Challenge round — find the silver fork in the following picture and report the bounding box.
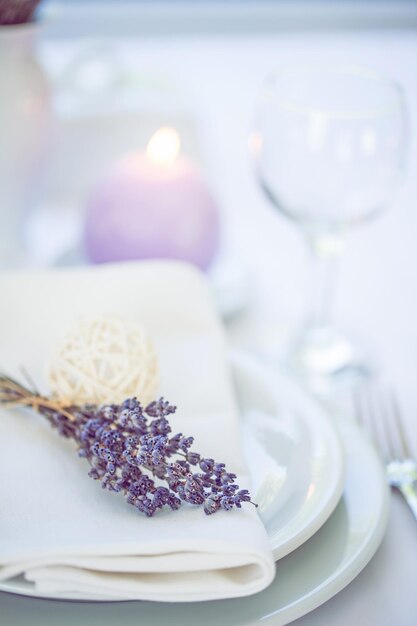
[355,389,417,521]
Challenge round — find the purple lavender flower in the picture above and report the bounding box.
[0,373,256,517]
[9,386,256,517]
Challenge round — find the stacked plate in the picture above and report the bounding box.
[0,351,388,626]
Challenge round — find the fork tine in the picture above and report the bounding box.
[354,387,394,463]
[356,387,411,462]
[379,394,398,463]
[355,387,417,523]
[390,392,410,459]
[377,390,408,461]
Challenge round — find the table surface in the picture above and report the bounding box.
[2,26,417,626]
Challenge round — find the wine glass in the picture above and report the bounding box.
[251,65,407,390]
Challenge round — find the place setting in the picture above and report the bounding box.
[0,261,388,625]
[0,4,416,625]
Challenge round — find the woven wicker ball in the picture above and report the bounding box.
[47,315,159,406]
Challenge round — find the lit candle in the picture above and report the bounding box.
[84,127,220,270]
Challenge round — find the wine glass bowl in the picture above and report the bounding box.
[255,65,406,230]
[252,65,407,390]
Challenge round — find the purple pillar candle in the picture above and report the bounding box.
[84,127,220,270]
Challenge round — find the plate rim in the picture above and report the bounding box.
[230,349,346,561]
[259,416,389,626]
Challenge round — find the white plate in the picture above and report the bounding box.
[0,354,388,626]
[233,350,345,560]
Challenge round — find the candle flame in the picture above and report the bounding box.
[146,127,181,165]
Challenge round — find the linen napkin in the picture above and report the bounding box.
[0,260,275,601]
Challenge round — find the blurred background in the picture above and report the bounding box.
[1,0,416,398]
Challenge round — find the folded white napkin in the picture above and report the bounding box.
[0,261,275,601]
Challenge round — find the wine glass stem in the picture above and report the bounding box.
[306,235,342,330]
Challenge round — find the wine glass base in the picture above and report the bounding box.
[287,325,373,394]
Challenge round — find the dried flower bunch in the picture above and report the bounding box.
[0,0,40,25]
[0,374,255,517]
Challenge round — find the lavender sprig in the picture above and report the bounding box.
[0,374,256,517]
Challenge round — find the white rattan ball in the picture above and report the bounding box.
[47,315,159,406]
